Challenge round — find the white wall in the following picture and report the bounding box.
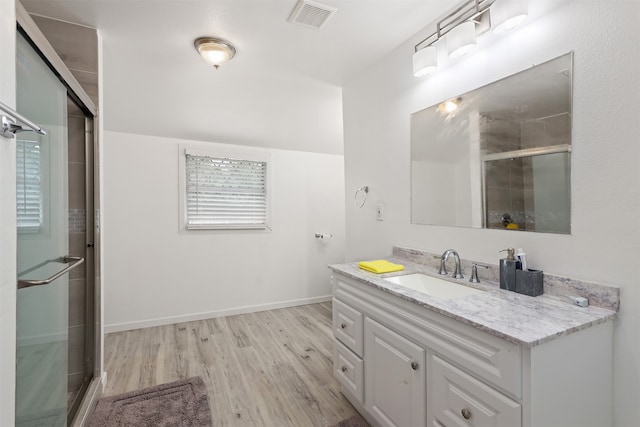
[411,160,456,224]
[0,0,17,424]
[96,27,105,379]
[103,131,345,331]
[101,40,345,156]
[342,1,639,426]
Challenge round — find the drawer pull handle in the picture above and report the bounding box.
[461,408,472,420]
[341,366,348,372]
[340,323,347,329]
[410,361,419,370]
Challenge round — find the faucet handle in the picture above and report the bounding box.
[469,262,489,283]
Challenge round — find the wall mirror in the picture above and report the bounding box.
[411,52,572,234]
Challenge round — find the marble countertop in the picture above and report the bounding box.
[329,258,616,347]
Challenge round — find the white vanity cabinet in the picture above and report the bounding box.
[365,317,426,427]
[430,355,521,427]
[331,272,613,427]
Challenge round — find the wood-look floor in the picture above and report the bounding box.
[103,302,360,426]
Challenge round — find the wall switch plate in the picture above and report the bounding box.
[376,204,384,221]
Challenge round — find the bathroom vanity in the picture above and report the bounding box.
[330,251,616,427]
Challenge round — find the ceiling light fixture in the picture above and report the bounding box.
[412,0,529,77]
[194,37,237,69]
[491,0,528,33]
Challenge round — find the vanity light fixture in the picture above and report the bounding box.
[412,45,438,77]
[194,37,237,69]
[491,0,528,33]
[447,21,477,58]
[412,0,528,77]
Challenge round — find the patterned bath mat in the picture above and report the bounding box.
[87,376,211,427]
[331,413,370,427]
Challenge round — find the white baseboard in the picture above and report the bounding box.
[104,295,332,333]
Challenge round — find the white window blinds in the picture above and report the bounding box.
[185,153,268,229]
[16,138,42,231]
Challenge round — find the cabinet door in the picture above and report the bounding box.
[365,318,426,427]
[430,355,521,427]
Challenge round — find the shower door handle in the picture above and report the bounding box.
[17,256,84,289]
[0,101,47,139]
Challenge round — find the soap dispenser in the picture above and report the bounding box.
[499,248,518,291]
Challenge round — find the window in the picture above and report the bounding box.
[182,147,270,230]
[16,138,42,232]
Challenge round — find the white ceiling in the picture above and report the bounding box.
[22,0,454,154]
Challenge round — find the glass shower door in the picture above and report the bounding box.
[15,32,71,426]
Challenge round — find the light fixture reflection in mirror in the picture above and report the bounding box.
[410,53,572,234]
[438,98,461,114]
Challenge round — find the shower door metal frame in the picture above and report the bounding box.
[16,3,102,426]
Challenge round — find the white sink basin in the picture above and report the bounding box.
[385,273,484,299]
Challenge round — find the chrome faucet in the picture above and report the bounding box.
[438,249,464,279]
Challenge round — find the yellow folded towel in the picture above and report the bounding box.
[358,260,404,274]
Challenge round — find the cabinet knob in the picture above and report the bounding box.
[410,361,419,370]
[341,366,348,372]
[461,408,472,420]
[340,323,347,329]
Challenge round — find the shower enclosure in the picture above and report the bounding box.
[13,8,101,426]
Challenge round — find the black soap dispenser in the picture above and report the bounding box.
[499,248,518,292]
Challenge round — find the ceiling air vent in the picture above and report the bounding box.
[288,0,337,30]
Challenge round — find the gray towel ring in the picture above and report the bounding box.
[354,186,368,208]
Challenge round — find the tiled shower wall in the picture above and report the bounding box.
[480,114,529,229]
[481,112,571,231]
[68,106,86,392]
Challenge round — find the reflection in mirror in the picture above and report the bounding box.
[411,53,572,234]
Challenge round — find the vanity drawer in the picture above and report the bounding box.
[334,340,364,404]
[430,355,521,427]
[333,297,364,357]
